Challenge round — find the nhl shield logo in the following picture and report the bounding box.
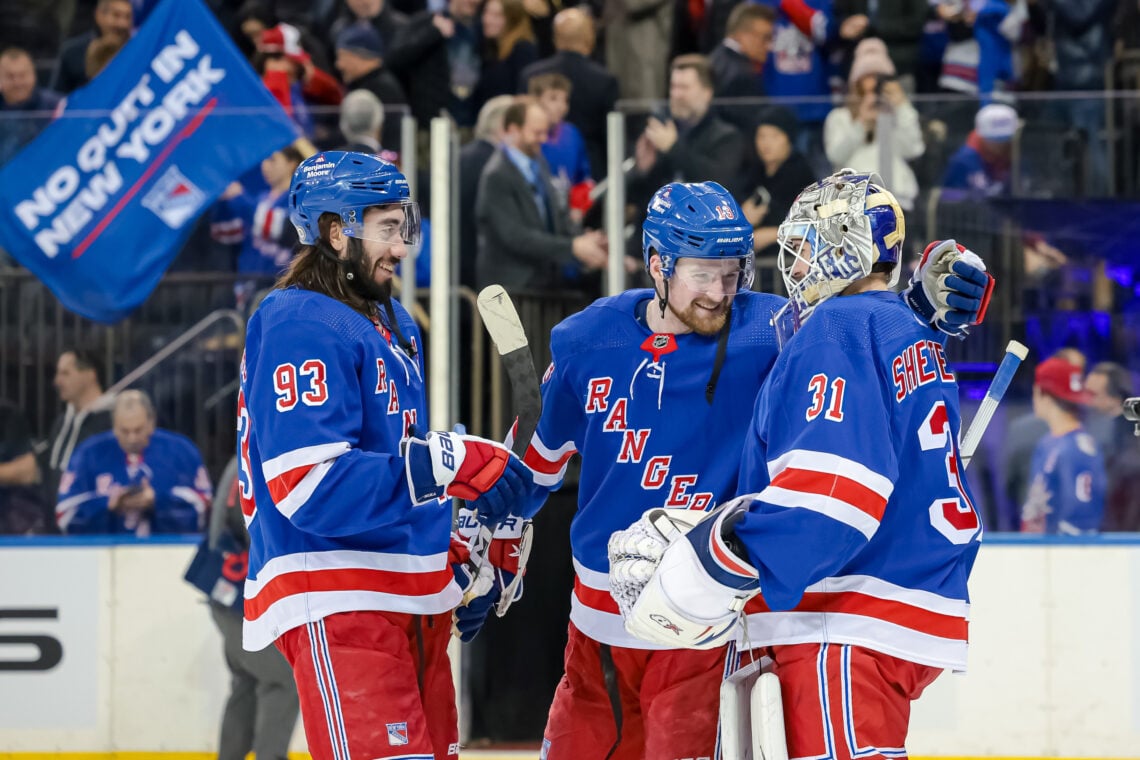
[715,202,736,221]
[142,166,206,229]
[386,721,409,745]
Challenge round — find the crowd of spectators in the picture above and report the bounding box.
[0,0,1139,537]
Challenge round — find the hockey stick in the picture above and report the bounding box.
[461,285,543,615]
[960,340,1028,469]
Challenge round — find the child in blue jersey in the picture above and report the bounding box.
[609,169,995,760]
[238,151,535,760]
[1021,357,1107,534]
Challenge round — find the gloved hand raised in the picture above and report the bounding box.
[903,239,995,338]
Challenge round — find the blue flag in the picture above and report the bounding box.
[0,0,299,323]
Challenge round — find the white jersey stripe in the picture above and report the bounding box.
[262,441,351,481]
[317,620,352,760]
[307,621,344,760]
[243,585,461,652]
[767,449,894,501]
[273,457,336,518]
[761,486,881,538]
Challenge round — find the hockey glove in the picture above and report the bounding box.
[404,430,535,526]
[608,497,760,649]
[449,523,529,641]
[903,239,995,338]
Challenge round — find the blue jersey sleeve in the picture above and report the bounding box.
[522,340,584,497]
[733,332,898,610]
[244,316,419,538]
[55,440,111,534]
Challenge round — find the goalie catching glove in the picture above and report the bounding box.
[607,496,761,650]
[403,430,535,527]
[903,239,995,338]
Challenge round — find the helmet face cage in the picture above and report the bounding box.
[775,170,905,330]
[642,181,756,297]
[289,151,420,249]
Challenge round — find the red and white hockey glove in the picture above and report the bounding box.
[450,513,533,641]
[404,431,534,526]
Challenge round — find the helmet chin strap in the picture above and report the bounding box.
[656,278,670,320]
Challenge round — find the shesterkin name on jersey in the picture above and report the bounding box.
[582,373,713,511]
[891,339,954,403]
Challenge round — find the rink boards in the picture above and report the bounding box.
[0,535,1138,758]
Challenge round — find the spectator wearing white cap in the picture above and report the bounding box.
[941,102,1018,197]
[823,38,925,210]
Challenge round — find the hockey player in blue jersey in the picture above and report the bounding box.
[56,390,209,536]
[609,169,990,760]
[1021,356,1106,534]
[490,177,993,760]
[238,151,534,760]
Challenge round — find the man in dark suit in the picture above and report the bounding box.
[518,8,618,179]
[51,0,132,93]
[708,3,774,134]
[459,94,514,289]
[475,98,607,292]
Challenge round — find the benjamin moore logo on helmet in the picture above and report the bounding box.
[649,188,673,214]
[302,154,334,179]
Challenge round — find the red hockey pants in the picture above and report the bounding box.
[542,622,727,760]
[764,642,943,760]
[275,610,457,760]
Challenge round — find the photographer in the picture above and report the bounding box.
[823,38,924,211]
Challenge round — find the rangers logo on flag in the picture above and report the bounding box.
[386,721,409,746]
[142,166,206,228]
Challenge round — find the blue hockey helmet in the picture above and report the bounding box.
[288,151,420,248]
[642,181,754,292]
[775,169,905,331]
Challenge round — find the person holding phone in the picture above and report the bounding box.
[736,106,816,265]
[823,38,924,211]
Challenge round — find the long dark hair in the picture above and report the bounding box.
[275,212,379,319]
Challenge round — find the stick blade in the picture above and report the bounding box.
[477,285,528,355]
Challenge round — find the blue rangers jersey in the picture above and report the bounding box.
[524,289,784,648]
[735,291,981,672]
[56,429,210,536]
[1021,429,1106,534]
[238,288,460,651]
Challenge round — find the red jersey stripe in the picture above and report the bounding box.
[524,444,575,475]
[573,576,621,615]
[744,591,967,640]
[267,463,316,504]
[245,566,453,620]
[770,468,888,520]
